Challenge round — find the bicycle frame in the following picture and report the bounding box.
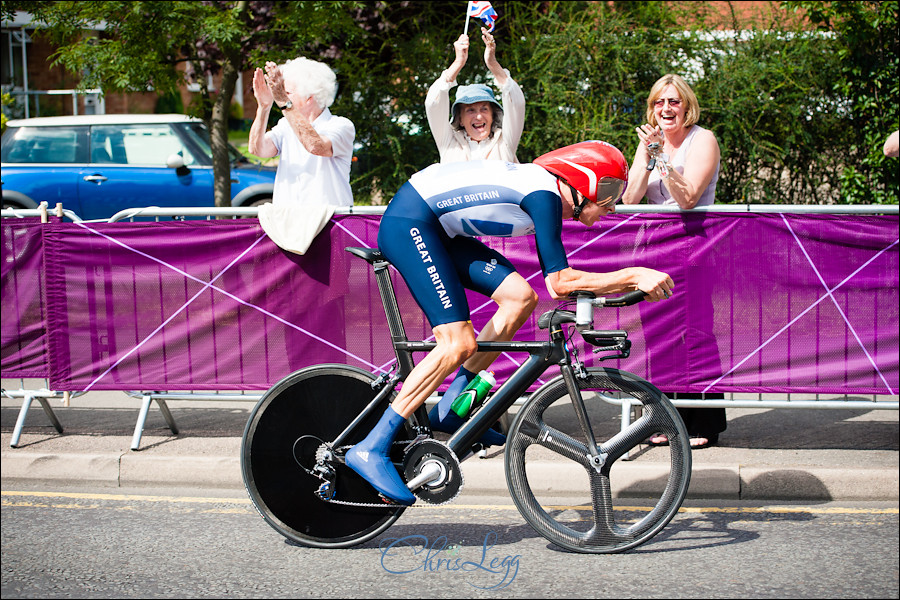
[346,246,590,460]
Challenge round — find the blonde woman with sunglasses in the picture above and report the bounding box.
[621,74,720,210]
[622,74,726,450]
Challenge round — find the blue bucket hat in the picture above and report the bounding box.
[451,83,503,124]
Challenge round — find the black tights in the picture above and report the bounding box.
[666,393,727,439]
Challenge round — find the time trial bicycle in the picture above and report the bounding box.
[241,246,691,554]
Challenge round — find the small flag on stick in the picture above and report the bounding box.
[466,1,498,34]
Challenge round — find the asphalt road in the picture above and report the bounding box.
[2,483,897,599]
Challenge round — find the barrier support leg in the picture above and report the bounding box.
[37,397,64,434]
[156,398,179,435]
[11,395,34,448]
[131,395,179,451]
[10,394,64,448]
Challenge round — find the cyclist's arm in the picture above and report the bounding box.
[521,190,674,302]
[546,266,673,302]
[520,191,567,275]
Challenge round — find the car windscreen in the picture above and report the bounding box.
[176,122,244,162]
[89,124,198,166]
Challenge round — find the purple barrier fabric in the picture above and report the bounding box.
[1,217,50,378]
[3,212,898,394]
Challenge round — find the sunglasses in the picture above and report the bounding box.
[565,176,625,219]
[596,177,625,207]
[653,98,682,108]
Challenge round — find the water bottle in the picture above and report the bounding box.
[450,370,496,419]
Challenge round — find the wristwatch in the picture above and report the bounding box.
[278,100,293,111]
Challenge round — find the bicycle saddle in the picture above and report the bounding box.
[345,246,386,264]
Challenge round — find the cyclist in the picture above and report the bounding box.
[346,141,675,505]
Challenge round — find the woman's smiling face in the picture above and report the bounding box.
[653,84,684,133]
[460,101,494,142]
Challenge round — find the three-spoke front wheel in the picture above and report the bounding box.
[505,367,691,553]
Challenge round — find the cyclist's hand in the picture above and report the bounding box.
[632,267,674,302]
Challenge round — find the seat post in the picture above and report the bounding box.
[371,259,416,378]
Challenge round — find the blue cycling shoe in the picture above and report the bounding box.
[345,406,416,506]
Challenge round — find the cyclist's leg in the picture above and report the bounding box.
[348,204,477,502]
[345,319,475,504]
[461,270,538,372]
[391,320,477,418]
[430,274,537,444]
[429,238,537,443]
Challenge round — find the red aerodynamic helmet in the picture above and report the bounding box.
[534,140,629,207]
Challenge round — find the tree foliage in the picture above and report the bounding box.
[9,0,361,207]
[333,0,897,204]
[6,0,897,205]
[781,0,899,204]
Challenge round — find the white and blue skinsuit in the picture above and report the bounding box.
[377,160,571,327]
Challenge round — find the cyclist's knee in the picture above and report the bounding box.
[521,287,539,313]
[499,286,538,322]
[495,275,538,314]
[434,322,477,363]
[449,335,478,363]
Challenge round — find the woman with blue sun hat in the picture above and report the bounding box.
[425,27,525,163]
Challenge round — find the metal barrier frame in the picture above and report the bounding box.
[3,202,897,449]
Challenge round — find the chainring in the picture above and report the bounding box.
[402,439,463,505]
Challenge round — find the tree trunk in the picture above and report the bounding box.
[209,60,239,210]
[209,0,248,211]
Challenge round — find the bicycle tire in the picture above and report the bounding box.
[241,364,406,548]
[505,367,691,553]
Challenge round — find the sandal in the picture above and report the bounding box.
[689,434,719,449]
[647,433,669,446]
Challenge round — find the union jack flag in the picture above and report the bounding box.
[468,1,498,32]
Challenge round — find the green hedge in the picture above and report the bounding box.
[331,1,898,205]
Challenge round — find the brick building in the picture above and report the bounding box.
[1,10,250,120]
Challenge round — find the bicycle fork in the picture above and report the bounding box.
[559,363,609,473]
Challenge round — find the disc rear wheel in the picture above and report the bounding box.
[241,365,406,548]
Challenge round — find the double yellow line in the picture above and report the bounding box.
[3,490,897,515]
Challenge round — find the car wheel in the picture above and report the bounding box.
[2,199,28,211]
[242,197,272,218]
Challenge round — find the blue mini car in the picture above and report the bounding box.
[1,114,276,220]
